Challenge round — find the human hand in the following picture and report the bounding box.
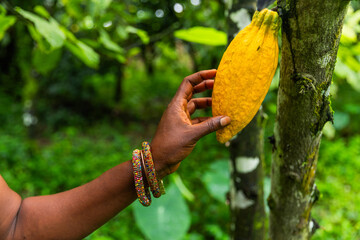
[151,69,231,179]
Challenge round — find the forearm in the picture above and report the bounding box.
[0,178,21,240]
[10,160,137,240]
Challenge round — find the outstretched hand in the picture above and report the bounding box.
[151,69,231,178]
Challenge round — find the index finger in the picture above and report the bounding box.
[175,69,217,100]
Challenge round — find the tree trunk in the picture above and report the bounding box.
[227,1,265,239]
[229,111,266,240]
[268,1,350,239]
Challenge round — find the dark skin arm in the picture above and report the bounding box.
[0,69,231,240]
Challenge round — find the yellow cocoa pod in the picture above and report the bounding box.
[212,8,280,143]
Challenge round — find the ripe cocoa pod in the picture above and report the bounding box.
[212,8,280,143]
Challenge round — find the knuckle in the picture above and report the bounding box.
[204,80,208,89]
[184,75,193,84]
[206,120,218,132]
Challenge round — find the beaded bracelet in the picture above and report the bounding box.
[140,150,151,188]
[140,151,166,195]
[132,149,151,206]
[141,142,162,198]
[142,142,165,198]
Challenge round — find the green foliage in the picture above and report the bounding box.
[99,28,124,54]
[0,125,132,195]
[0,13,16,41]
[16,7,66,50]
[202,159,230,203]
[313,137,360,240]
[62,28,100,68]
[171,173,195,202]
[133,184,191,240]
[333,111,350,130]
[175,27,227,46]
[334,7,360,92]
[32,47,62,75]
[125,26,150,44]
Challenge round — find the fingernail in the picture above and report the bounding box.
[220,116,231,127]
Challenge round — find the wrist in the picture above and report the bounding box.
[152,157,170,180]
[154,164,170,180]
[149,144,171,179]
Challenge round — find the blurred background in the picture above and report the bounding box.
[0,0,360,239]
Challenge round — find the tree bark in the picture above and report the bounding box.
[229,111,266,240]
[226,1,265,239]
[268,1,350,239]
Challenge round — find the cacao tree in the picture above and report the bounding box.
[268,0,350,239]
[226,1,265,239]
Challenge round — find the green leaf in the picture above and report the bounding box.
[171,173,195,201]
[80,38,100,49]
[334,58,360,92]
[174,27,227,46]
[353,43,360,55]
[61,27,99,68]
[344,55,360,71]
[335,58,349,79]
[34,5,50,19]
[103,51,126,64]
[115,54,126,63]
[82,16,94,30]
[0,5,6,15]
[116,26,129,40]
[99,29,124,53]
[127,47,141,58]
[65,41,99,69]
[204,224,228,240]
[346,71,360,92]
[135,29,150,45]
[347,8,360,27]
[27,24,51,52]
[32,47,62,75]
[0,15,16,41]
[61,0,84,19]
[341,8,360,43]
[126,26,150,44]
[16,7,65,49]
[341,25,357,43]
[336,58,360,92]
[133,184,191,240]
[202,159,230,203]
[89,0,112,16]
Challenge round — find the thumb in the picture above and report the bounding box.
[192,116,231,140]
